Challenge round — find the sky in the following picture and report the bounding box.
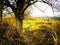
[25,0,60,17]
[3,0,60,17]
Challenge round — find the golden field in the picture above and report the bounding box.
[1,14,60,45]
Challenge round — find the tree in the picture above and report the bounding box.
[3,0,37,29]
